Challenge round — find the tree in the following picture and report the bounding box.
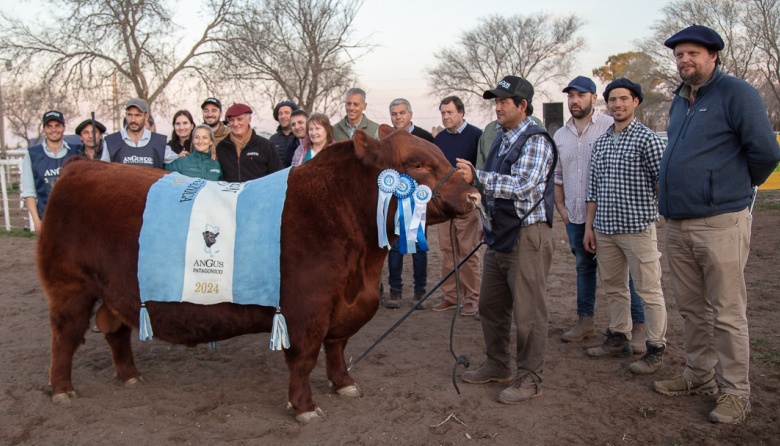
[2,78,77,145]
[216,0,372,115]
[592,52,671,130]
[426,13,586,113]
[0,0,233,110]
[746,0,780,124]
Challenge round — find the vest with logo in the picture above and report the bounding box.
[105,132,167,168]
[482,125,557,253]
[28,143,76,218]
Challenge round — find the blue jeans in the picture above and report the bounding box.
[388,239,427,292]
[565,223,645,323]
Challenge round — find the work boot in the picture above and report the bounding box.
[628,343,665,374]
[709,394,751,424]
[586,329,632,357]
[630,323,647,355]
[412,289,429,310]
[498,373,542,404]
[653,375,719,396]
[561,316,595,343]
[461,365,513,384]
[384,290,401,309]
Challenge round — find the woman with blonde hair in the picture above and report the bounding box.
[164,124,222,180]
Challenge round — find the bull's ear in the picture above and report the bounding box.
[378,124,394,139]
[353,129,383,165]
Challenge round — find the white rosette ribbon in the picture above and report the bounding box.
[407,185,432,251]
[377,169,400,248]
[393,174,417,254]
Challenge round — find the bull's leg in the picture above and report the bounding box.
[48,285,96,404]
[284,343,326,424]
[104,324,143,387]
[323,338,361,398]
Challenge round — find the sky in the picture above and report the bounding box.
[1,0,673,140]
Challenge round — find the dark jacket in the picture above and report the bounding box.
[168,137,192,155]
[215,130,282,182]
[659,67,780,219]
[269,128,298,167]
[164,150,222,181]
[410,125,434,143]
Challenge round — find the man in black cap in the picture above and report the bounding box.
[554,76,648,351]
[582,78,668,376]
[201,97,230,146]
[455,75,556,405]
[21,110,78,232]
[270,100,299,167]
[101,98,171,168]
[75,119,107,159]
[654,25,780,424]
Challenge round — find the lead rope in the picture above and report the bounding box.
[447,219,470,394]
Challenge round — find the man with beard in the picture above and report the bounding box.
[553,76,647,353]
[21,111,78,232]
[201,97,231,146]
[74,118,107,159]
[216,103,282,182]
[102,98,171,168]
[583,78,667,376]
[654,25,780,424]
[269,100,299,167]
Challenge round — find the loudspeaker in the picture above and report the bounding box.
[543,102,564,135]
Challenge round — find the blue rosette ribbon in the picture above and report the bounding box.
[377,169,399,248]
[393,174,417,254]
[408,185,432,252]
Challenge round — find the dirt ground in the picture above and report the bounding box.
[0,192,778,446]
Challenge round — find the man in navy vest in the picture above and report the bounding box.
[102,98,172,168]
[21,110,78,232]
[455,76,556,405]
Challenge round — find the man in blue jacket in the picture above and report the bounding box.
[654,25,780,424]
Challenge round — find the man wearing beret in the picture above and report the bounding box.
[201,97,231,146]
[102,98,172,168]
[21,110,78,232]
[654,25,780,424]
[583,78,668,375]
[455,75,556,404]
[269,100,299,167]
[75,119,107,160]
[215,103,282,182]
[554,76,647,350]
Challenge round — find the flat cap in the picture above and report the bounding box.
[125,98,149,113]
[563,76,597,94]
[225,103,253,118]
[603,77,644,105]
[483,75,534,102]
[75,119,107,135]
[664,25,724,51]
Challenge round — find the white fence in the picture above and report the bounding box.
[0,154,29,231]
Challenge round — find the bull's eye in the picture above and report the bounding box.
[415,163,423,169]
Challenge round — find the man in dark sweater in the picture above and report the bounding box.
[216,103,282,182]
[431,96,483,317]
[269,100,299,167]
[381,98,433,310]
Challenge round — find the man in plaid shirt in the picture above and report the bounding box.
[583,78,668,375]
[455,75,556,405]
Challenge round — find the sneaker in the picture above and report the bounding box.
[462,366,512,384]
[628,343,664,375]
[586,329,633,357]
[432,300,457,312]
[653,375,719,396]
[497,373,542,404]
[384,290,401,309]
[460,301,478,316]
[709,394,751,424]
[412,289,429,310]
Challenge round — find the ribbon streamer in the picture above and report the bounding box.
[408,185,432,251]
[376,169,400,248]
[394,174,417,254]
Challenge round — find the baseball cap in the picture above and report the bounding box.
[563,76,597,94]
[201,98,222,110]
[42,110,65,125]
[483,76,534,102]
[125,98,149,114]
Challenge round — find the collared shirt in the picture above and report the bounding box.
[553,112,614,224]
[477,118,555,226]
[587,118,665,234]
[406,123,415,133]
[21,140,73,199]
[447,120,469,134]
[100,127,177,163]
[345,115,365,138]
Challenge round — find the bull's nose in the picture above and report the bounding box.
[468,193,481,206]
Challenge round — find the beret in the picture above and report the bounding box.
[273,101,299,121]
[664,25,725,51]
[225,103,253,118]
[603,77,644,105]
[75,119,107,135]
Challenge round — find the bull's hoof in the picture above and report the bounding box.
[122,376,146,388]
[52,391,77,405]
[336,384,362,398]
[295,407,326,424]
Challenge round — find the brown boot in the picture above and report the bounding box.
[561,316,595,343]
[631,323,647,355]
[628,343,664,375]
[384,290,401,309]
[586,329,633,357]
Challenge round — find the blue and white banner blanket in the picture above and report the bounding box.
[137,170,291,349]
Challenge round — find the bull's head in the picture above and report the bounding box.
[353,125,479,225]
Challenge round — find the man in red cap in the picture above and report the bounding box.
[655,24,780,424]
[215,103,282,182]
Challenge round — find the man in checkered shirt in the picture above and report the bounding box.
[583,77,668,375]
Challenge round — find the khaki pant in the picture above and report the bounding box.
[594,224,667,347]
[478,223,553,379]
[664,208,751,398]
[438,211,482,305]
